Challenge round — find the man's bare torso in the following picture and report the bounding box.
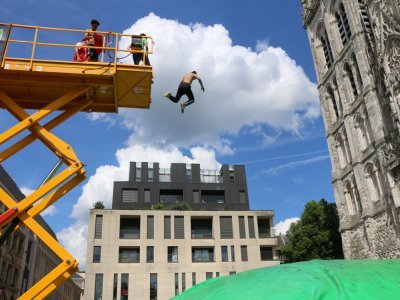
[181,72,198,84]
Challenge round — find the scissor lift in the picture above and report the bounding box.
[0,23,153,299]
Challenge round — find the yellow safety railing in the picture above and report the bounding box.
[0,23,154,73]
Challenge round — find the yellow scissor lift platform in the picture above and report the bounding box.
[0,23,153,299]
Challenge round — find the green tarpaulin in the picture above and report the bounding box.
[173,260,400,300]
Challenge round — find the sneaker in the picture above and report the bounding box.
[164,91,171,98]
[181,103,185,114]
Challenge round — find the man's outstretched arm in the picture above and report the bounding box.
[197,76,205,92]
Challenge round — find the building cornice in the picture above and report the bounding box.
[302,0,320,28]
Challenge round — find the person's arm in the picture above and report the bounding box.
[195,75,205,92]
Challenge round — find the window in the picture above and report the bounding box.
[175,273,179,296]
[144,189,151,203]
[229,165,235,182]
[148,162,154,182]
[201,169,223,183]
[191,217,213,239]
[94,274,103,300]
[229,271,236,275]
[186,164,192,183]
[351,53,363,93]
[192,247,214,262]
[150,273,157,300]
[93,246,101,263]
[122,188,138,203]
[119,216,140,239]
[121,273,129,300]
[241,246,248,262]
[159,168,171,182]
[231,245,235,262]
[260,246,274,261]
[94,215,103,239]
[345,63,358,98]
[168,246,179,263]
[192,272,196,286]
[147,216,154,239]
[164,216,171,239]
[136,162,141,181]
[182,273,186,292]
[174,216,185,239]
[216,272,220,277]
[238,216,246,239]
[336,3,352,45]
[248,216,255,238]
[320,31,334,68]
[220,216,233,239]
[221,246,228,262]
[201,190,225,204]
[327,86,339,121]
[358,0,371,29]
[160,189,183,203]
[113,274,118,300]
[206,272,213,280]
[257,217,271,238]
[119,247,140,263]
[147,246,154,263]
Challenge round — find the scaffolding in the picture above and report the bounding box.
[0,23,153,299]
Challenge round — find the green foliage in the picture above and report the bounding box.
[93,201,105,209]
[152,203,165,210]
[282,199,343,263]
[170,203,189,211]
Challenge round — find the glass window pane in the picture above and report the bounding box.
[121,273,129,300]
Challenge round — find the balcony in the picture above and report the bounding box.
[192,247,215,263]
[191,217,213,239]
[200,170,223,183]
[119,247,140,263]
[119,216,140,239]
[257,217,274,238]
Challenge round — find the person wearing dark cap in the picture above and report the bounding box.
[82,19,102,62]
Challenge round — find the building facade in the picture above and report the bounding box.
[301,0,400,258]
[0,166,82,300]
[85,163,279,300]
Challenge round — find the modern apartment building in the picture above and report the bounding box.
[0,165,82,300]
[85,162,279,300]
[301,0,400,258]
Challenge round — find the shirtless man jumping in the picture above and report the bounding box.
[164,71,205,113]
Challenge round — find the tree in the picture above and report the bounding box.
[282,199,343,262]
[93,201,105,209]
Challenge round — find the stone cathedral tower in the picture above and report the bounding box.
[301,0,400,258]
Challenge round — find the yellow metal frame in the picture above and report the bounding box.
[0,23,154,299]
[0,88,91,299]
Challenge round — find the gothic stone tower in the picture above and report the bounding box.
[301,0,400,259]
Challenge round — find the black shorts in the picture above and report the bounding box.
[176,82,194,101]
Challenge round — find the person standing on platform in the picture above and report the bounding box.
[82,19,103,62]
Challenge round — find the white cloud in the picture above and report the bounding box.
[20,187,35,196]
[58,13,320,268]
[275,217,300,235]
[112,13,319,152]
[20,187,58,216]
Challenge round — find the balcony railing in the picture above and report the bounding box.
[191,232,213,239]
[258,228,276,238]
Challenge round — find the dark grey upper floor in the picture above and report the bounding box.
[112,162,250,211]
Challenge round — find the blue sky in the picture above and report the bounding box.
[0,0,333,266]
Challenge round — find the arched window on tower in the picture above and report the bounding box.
[344,180,357,215]
[374,159,385,198]
[351,53,363,95]
[320,30,334,69]
[355,114,369,151]
[335,3,352,45]
[352,176,363,214]
[327,85,339,122]
[335,133,350,169]
[365,160,385,202]
[344,63,358,100]
[358,0,371,30]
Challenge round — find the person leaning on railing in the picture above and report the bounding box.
[74,19,103,62]
[129,33,152,66]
